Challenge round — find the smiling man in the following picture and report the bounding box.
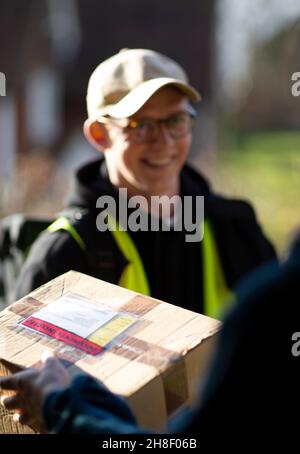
[16,48,276,317]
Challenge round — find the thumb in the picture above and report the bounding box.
[40,350,71,388]
[41,350,68,377]
[41,350,56,364]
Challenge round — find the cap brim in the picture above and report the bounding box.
[98,78,201,119]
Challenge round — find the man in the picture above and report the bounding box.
[1,233,299,442]
[15,48,276,317]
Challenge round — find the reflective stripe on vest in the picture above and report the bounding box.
[106,215,150,296]
[48,217,86,251]
[47,215,150,296]
[202,219,234,319]
[48,216,232,318]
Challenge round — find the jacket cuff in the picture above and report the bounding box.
[43,374,137,434]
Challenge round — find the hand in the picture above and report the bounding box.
[0,351,71,433]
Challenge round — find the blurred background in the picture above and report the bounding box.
[0,0,299,256]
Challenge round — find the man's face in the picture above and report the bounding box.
[104,86,192,197]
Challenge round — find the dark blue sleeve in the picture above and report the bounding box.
[44,374,153,434]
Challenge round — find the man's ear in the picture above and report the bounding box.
[83,119,110,152]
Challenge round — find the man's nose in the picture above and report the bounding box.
[155,122,173,144]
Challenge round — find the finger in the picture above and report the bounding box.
[12,411,27,424]
[41,350,56,363]
[0,375,18,391]
[43,355,67,373]
[13,411,21,423]
[1,394,23,411]
[0,359,24,374]
[0,368,38,391]
[13,410,40,430]
[0,394,9,406]
[16,411,32,426]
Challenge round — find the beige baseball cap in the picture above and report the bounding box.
[86,48,201,120]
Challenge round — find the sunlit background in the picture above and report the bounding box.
[0,0,299,255]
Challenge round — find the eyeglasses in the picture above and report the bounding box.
[97,110,196,143]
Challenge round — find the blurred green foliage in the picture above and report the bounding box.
[215,132,300,257]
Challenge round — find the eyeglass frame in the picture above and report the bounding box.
[96,105,197,143]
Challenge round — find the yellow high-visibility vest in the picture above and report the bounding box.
[48,216,233,318]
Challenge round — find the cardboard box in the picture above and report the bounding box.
[0,271,220,433]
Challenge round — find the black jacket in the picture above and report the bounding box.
[16,158,276,313]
